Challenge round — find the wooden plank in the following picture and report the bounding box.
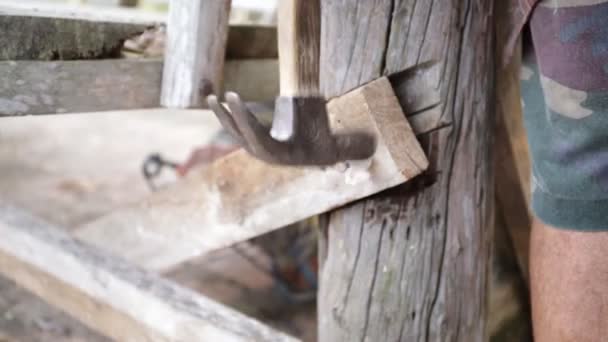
[161,0,231,108]
[75,76,428,271]
[317,1,495,341]
[494,0,532,282]
[0,205,296,342]
[0,59,161,116]
[0,108,224,230]
[0,15,148,61]
[0,59,277,116]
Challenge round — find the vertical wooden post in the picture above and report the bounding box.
[161,0,231,108]
[318,1,495,341]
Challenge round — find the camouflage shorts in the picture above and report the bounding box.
[521,0,608,231]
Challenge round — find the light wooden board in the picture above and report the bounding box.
[0,108,223,229]
[0,205,296,342]
[0,108,318,341]
[0,58,278,116]
[161,0,231,108]
[75,76,428,271]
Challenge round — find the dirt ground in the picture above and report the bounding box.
[0,109,316,341]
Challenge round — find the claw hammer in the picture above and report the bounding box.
[208,0,376,166]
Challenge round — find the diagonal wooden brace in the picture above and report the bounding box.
[0,205,296,342]
[76,69,443,272]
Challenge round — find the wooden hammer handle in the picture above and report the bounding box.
[278,0,321,97]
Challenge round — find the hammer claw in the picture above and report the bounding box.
[225,92,287,160]
[207,91,377,166]
[206,95,246,147]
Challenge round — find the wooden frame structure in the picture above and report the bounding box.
[0,2,297,340]
[0,0,532,341]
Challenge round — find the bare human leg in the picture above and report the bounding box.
[530,219,608,342]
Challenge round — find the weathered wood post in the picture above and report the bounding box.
[318,1,495,341]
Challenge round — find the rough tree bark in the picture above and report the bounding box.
[318,1,495,341]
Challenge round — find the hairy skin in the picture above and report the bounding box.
[530,219,608,341]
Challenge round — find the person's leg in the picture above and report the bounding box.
[530,220,608,341]
[521,1,608,340]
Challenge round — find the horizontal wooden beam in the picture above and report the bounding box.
[0,204,296,342]
[0,1,162,61]
[0,59,278,116]
[0,59,161,116]
[76,76,433,271]
[0,2,277,61]
[0,15,147,61]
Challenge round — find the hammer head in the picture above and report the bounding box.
[207,92,376,166]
